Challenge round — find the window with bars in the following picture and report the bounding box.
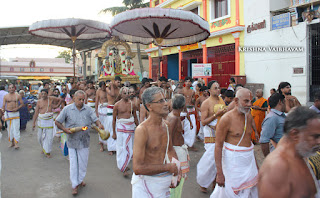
[210,0,229,21]
[155,0,159,6]
[88,66,91,71]
[309,23,320,101]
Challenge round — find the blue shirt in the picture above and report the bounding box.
[259,109,286,144]
[310,105,320,114]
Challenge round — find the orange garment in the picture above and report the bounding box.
[251,97,267,141]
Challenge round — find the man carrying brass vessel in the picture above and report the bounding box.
[55,90,104,195]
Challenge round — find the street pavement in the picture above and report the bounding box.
[0,121,265,198]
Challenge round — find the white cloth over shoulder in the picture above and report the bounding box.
[210,142,258,198]
[132,172,172,198]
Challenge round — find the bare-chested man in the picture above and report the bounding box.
[112,87,139,176]
[52,88,64,137]
[132,87,179,197]
[33,89,62,158]
[106,76,122,105]
[159,77,171,100]
[130,85,141,123]
[278,81,301,113]
[167,94,190,197]
[85,80,96,110]
[139,78,150,100]
[211,88,258,198]
[95,81,110,152]
[258,106,320,198]
[2,84,24,149]
[182,77,197,150]
[195,86,209,141]
[197,81,226,193]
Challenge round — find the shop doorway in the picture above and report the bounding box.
[167,54,179,80]
[188,59,198,77]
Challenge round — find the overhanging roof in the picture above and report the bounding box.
[0,26,110,52]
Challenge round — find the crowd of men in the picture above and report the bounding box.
[1,76,320,198]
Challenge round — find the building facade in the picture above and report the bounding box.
[0,57,82,80]
[147,0,245,88]
[244,0,320,105]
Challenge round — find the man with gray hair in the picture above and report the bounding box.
[258,106,320,198]
[211,88,258,198]
[55,90,104,195]
[132,87,179,197]
[166,94,190,197]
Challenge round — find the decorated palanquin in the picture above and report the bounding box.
[98,36,140,83]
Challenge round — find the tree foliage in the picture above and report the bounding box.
[100,0,149,16]
[56,50,72,63]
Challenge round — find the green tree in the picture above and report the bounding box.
[56,50,72,63]
[100,0,149,75]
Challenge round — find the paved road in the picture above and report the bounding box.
[0,121,264,198]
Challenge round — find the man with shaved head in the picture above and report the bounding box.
[251,89,268,142]
[211,88,259,198]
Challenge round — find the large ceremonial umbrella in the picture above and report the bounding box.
[29,18,111,77]
[110,8,210,77]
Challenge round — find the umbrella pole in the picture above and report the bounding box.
[72,40,76,78]
[158,46,162,79]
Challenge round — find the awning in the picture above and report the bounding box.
[18,76,51,80]
[50,77,67,80]
[0,76,18,80]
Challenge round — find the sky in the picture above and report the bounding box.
[0,0,128,60]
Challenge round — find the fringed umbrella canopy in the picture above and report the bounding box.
[29,18,111,77]
[110,8,210,47]
[29,18,111,40]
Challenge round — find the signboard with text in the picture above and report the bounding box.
[192,63,212,78]
[272,13,291,30]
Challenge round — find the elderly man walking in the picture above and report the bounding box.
[55,90,104,195]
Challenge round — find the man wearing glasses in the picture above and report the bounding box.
[132,87,180,197]
[112,86,139,177]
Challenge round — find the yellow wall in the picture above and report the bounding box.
[150,0,246,76]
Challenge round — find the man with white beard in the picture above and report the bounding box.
[258,106,320,198]
[211,88,258,198]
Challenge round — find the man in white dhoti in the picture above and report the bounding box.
[166,94,190,198]
[85,80,96,110]
[182,77,197,151]
[197,81,226,193]
[132,87,180,198]
[112,87,139,177]
[52,88,63,137]
[33,89,62,158]
[55,90,104,195]
[2,84,24,149]
[212,88,258,198]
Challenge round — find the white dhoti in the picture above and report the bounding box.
[210,142,258,198]
[87,99,96,111]
[182,107,197,147]
[5,111,20,143]
[38,113,54,154]
[98,103,109,145]
[69,147,89,189]
[116,117,135,172]
[132,172,172,198]
[197,122,217,188]
[106,105,116,151]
